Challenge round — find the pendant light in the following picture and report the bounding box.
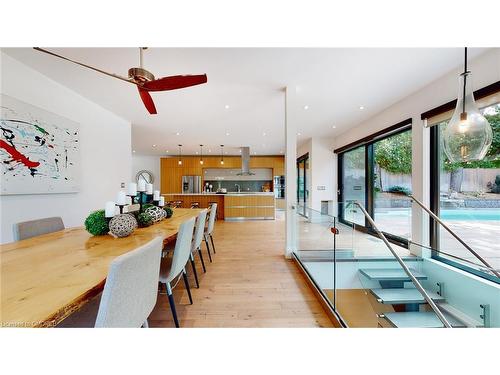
[220,145,225,165]
[177,144,183,165]
[442,47,492,163]
[199,144,204,165]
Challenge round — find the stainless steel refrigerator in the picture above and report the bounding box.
[182,176,202,193]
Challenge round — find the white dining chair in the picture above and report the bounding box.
[204,203,218,262]
[14,217,65,241]
[190,209,208,288]
[94,237,163,328]
[159,217,196,328]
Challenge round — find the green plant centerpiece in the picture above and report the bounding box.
[137,212,154,227]
[163,206,173,218]
[84,209,109,236]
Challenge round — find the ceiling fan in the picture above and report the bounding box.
[33,47,207,115]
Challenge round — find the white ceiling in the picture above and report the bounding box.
[2,48,487,156]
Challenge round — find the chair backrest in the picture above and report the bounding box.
[95,237,163,328]
[14,217,65,241]
[165,217,196,283]
[206,203,217,234]
[192,209,208,252]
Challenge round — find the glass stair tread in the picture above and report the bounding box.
[359,268,427,281]
[370,288,445,304]
[383,312,466,328]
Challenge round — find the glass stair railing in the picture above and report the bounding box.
[292,201,498,328]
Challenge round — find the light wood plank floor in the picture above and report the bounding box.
[149,214,334,328]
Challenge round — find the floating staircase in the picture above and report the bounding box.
[359,267,484,328]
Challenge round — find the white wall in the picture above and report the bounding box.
[131,154,161,187]
[331,48,500,246]
[297,137,335,213]
[0,52,131,243]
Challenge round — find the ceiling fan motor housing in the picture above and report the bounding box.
[128,67,155,83]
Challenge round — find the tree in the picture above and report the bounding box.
[374,131,412,191]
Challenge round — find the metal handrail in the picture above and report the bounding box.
[354,201,452,328]
[409,195,500,279]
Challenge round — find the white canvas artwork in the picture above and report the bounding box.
[0,94,80,195]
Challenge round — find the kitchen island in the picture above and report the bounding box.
[162,192,275,220]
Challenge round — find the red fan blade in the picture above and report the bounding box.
[138,87,157,114]
[142,74,207,92]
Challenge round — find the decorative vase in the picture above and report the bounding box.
[109,214,137,238]
[145,206,164,223]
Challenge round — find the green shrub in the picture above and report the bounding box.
[387,185,412,196]
[490,175,500,194]
[137,212,154,227]
[84,210,109,236]
[163,206,173,218]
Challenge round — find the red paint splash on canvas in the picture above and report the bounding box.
[0,139,41,169]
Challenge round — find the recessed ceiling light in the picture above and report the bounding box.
[239,149,242,153]
[225,151,228,154]
[208,149,212,153]
[280,150,284,154]
[225,132,230,136]
[297,132,302,136]
[359,106,365,110]
[263,132,267,136]
[195,151,199,155]
[165,150,169,153]
[175,132,180,136]
[152,144,156,147]
[303,105,309,110]
[332,125,337,129]
[254,151,257,155]
[224,104,230,109]
[132,150,136,153]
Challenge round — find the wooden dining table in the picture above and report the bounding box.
[0,208,200,328]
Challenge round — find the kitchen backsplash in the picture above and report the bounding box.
[204,180,272,192]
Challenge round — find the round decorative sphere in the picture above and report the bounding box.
[109,214,137,238]
[145,206,164,223]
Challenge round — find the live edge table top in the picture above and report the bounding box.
[0,208,200,327]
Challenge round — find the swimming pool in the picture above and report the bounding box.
[374,208,500,221]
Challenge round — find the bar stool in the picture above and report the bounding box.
[174,200,183,208]
[190,202,200,209]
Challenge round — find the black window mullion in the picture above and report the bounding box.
[366,144,375,228]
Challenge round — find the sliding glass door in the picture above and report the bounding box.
[297,153,309,216]
[338,125,412,245]
[340,146,366,225]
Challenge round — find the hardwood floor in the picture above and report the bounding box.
[149,214,334,327]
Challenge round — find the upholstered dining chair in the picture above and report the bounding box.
[14,217,65,241]
[158,217,196,328]
[94,237,163,328]
[204,203,218,262]
[189,209,208,288]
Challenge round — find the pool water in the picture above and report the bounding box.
[374,208,500,221]
[440,209,500,221]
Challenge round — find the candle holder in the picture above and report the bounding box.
[153,199,160,207]
[136,191,154,212]
[115,203,129,214]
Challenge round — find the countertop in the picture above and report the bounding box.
[163,192,275,196]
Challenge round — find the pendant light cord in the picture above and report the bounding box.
[462,47,468,114]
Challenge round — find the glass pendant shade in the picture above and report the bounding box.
[443,72,492,163]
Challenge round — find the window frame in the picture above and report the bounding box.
[428,100,500,284]
[336,119,413,248]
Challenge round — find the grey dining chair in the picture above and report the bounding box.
[159,217,196,328]
[94,237,163,328]
[190,209,209,288]
[204,203,218,262]
[14,217,65,241]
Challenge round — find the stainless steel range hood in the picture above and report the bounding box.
[237,147,255,176]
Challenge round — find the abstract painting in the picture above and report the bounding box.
[0,94,80,195]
